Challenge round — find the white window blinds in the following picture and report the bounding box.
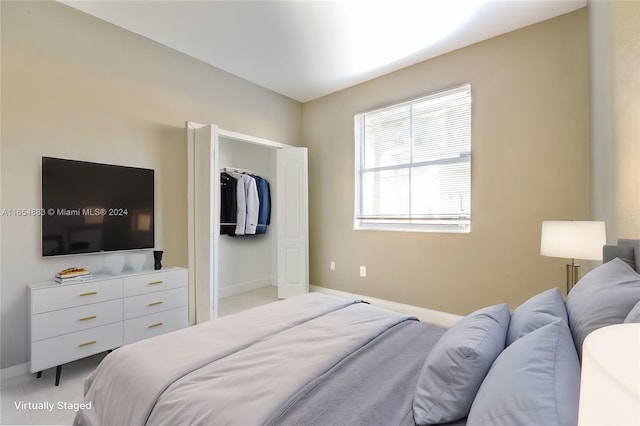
[355,84,471,232]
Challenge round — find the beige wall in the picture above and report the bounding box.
[303,9,591,315]
[0,1,301,369]
[590,0,640,241]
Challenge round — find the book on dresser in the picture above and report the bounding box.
[54,267,93,284]
[28,267,189,386]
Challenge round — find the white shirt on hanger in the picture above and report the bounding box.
[229,172,259,235]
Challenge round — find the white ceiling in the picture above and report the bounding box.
[61,0,586,102]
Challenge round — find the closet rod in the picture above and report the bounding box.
[222,166,256,175]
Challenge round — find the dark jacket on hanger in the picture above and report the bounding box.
[220,172,237,236]
[253,176,271,234]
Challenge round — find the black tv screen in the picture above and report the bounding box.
[42,157,154,256]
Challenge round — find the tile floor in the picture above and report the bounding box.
[218,285,278,317]
[0,353,108,425]
[0,286,278,425]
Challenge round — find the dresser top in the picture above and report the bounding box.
[28,266,186,290]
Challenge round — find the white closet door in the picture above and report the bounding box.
[276,147,309,298]
[188,123,219,322]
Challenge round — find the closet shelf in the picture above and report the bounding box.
[222,166,256,175]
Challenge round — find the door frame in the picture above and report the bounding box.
[187,121,308,323]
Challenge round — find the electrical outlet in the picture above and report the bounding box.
[359,266,367,277]
[330,261,335,271]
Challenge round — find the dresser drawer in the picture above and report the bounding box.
[123,269,188,297]
[124,287,188,320]
[31,279,123,314]
[30,322,123,373]
[123,306,188,345]
[31,299,123,342]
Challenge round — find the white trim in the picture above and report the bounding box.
[187,121,206,130]
[1,362,30,381]
[218,129,293,150]
[187,123,292,150]
[211,125,220,321]
[310,285,463,328]
[188,122,301,324]
[186,121,197,325]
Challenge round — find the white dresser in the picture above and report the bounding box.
[28,267,188,385]
[122,269,189,344]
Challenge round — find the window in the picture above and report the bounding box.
[354,84,471,233]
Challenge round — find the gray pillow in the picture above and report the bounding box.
[413,303,510,425]
[618,239,640,273]
[603,245,636,269]
[506,287,567,346]
[565,258,640,357]
[624,301,640,323]
[467,320,580,426]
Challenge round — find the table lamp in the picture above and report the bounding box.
[540,221,606,293]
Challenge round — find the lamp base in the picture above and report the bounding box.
[566,261,580,294]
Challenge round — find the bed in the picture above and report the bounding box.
[74,240,640,426]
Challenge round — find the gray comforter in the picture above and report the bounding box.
[75,292,449,426]
[266,319,447,426]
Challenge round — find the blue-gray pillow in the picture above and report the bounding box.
[413,303,510,425]
[467,319,580,426]
[506,287,567,346]
[565,258,640,357]
[625,301,640,323]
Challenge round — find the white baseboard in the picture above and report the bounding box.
[1,362,29,381]
[219,279,272,299]
[310,285,463,328]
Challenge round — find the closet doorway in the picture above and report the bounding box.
[186,122,309,324]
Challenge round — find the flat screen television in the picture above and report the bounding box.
[41,157,154,256]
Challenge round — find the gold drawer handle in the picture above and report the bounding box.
[79,315,97,321]
[148,280,164,286]
[79,291,97,297]
[78,340,96,348]
[148,301,163,307]
[148,322,163,329]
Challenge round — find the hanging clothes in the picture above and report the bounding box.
[242,174,259,235]
[253,176,271,235]
[228,172,258,235]
[221,170,269,236]
[227,172,248,235]
[220,173,238,236]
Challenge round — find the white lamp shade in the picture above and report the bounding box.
[540,221,606,260]
[578,324,640,425]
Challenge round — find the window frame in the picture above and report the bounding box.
[354,84,472,233]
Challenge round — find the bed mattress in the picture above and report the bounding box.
[74,293,451,426]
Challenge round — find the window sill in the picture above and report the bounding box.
[354,222,470,234]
